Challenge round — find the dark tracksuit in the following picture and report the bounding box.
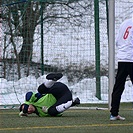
[38,82,72,116]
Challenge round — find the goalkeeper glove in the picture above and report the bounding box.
[19,111,28,117]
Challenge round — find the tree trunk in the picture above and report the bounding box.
[19,30,34,64]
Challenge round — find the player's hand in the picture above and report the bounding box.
[19,111,28,117]
[42,106,48,113]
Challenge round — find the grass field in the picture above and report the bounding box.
[0,103,133,133]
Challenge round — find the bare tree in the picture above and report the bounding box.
[1,0,92,78]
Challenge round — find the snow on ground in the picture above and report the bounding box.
[0,1,133,106]
[0,75,132,105]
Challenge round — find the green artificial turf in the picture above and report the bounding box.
[0,103,133,133]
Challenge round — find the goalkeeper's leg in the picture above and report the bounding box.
[47,96,80,116]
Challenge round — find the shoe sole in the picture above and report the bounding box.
[46,73,63,80]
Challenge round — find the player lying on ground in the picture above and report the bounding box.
[19,73,80,117]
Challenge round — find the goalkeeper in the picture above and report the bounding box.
[19,73,80,117]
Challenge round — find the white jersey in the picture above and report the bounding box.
[116,18,133,62]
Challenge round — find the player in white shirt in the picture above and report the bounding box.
[110,18,133,121]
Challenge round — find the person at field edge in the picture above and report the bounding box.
[19,73,80,117]
[110,18,133,121]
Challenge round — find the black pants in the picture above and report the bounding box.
[110,62,133,116]
[48,91,72,116]
[38,82,72,116]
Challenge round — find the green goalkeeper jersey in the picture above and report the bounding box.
[24,92,58,117]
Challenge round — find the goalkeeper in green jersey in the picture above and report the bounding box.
[19,73,80,117]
